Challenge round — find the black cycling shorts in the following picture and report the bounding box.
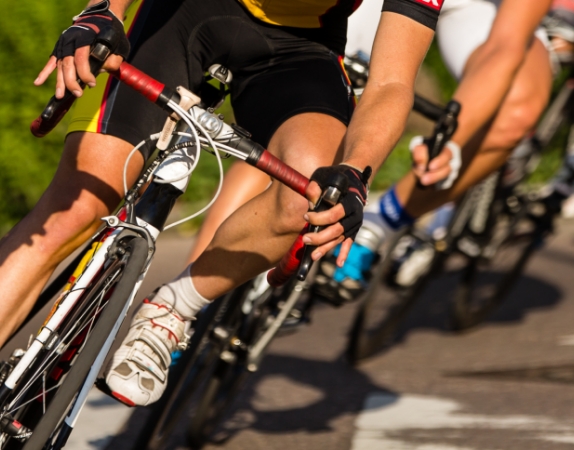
[68,0,356,160]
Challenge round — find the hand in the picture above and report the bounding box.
[410,136,462,189]
[34,0,130,99]
[302,164,371,267]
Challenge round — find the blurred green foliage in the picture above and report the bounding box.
[0,1,84,235]
[424,40,458,102]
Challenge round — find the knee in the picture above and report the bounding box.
[486,90,546,153]
[269,186,308,236]
[38,193,109,252]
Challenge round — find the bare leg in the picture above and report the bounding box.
[191,113,346,299]
[0,132,143,345]
[187,161,271,263]
[396,38,552,217]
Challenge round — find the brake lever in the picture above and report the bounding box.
[296,183,345,281]
[417,100,461,190]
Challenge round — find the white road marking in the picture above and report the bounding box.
[557,334,574,346]
[351,393,574,450]
[66,388,132,450]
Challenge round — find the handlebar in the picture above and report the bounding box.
[413,96,461,189]
[413,94,445,122]
[425,100,461,162]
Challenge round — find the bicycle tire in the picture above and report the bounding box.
[346,230,443,364]
[449,213,541,331]
[345,183,484,364]
[186,280,274,449]
[186,359,249,450]
[15,236,148,450]
[1,239,130,449]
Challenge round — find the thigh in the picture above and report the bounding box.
[68,0,250,158]
[43,133,143,216]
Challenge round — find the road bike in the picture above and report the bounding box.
[0,30,342,450]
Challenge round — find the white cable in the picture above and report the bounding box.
[163,102,225,230]
[122,134,160,196]
[154,120,202,185]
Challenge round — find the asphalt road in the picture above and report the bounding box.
[6,219,574,449]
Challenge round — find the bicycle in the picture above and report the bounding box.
[346,45,574,364]
[0,29,344,450]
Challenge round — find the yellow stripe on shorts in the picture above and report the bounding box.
[67,0,144,135]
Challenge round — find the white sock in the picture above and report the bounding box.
[153,265,211,320]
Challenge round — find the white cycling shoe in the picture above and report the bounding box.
[105,299,190,407]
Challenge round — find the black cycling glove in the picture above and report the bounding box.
[310,164,372,241]
[52,0,130,60]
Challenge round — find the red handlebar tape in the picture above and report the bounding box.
[267,225,308,287]
[255,150,309,197]
[112,62,166,103]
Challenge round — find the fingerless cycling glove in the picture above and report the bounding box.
[310,164,372,241]
[52,0,130,60]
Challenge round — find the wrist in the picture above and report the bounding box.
[339,162,365,173]
[341,159,376,181]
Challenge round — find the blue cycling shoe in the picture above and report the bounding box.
[313,242,378,306]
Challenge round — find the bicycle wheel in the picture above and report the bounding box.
[449,195,541,330]
[346,183,485,364]
[346,228,443,364]
[0,236,148,450]
[187,280,274,449]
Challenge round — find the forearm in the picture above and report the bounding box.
[342,12,434,177]
[343,81,413,175]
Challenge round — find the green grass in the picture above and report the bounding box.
[371,135,414,191]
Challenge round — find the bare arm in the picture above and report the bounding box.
[450,0,552,147]
[305,12,435,260]
[342,12,434,172]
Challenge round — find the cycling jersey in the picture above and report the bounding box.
[239,0,443,30]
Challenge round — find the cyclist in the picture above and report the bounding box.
[0,0,445,406]
[315,0,554,302]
